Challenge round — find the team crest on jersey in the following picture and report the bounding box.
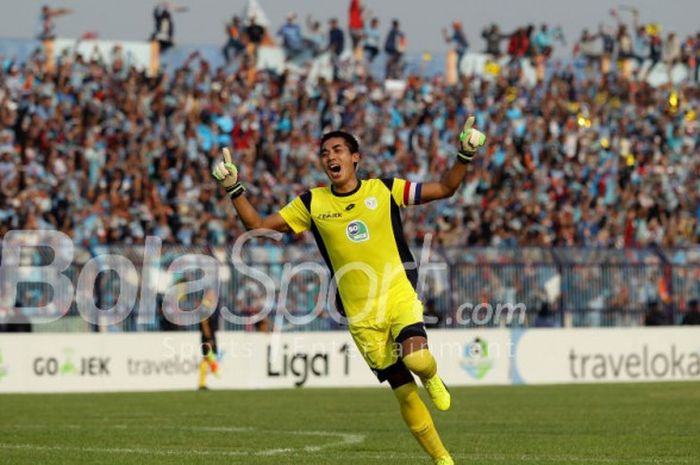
[346,220,370,242]
[364,197,378,210]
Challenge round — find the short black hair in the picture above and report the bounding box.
[320,131,360,155]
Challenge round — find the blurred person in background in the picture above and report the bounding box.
[304,16,325,57]
[482,23,508,57]
[694,32,700,81]
[328,17,345,79]
[222,16,244,64]
[348,0,365,52]
[442,21,469,70]
[384,19,405,78]
[575,28,599,67]
[644,301,667,326]
[363,17,381,63]
[244,15,266,47]
[328,17,345,56]
[37,4,73,41]
[533,302,559,328]
[662,32,681,69]
[507,27,529,59]
[151,2,188,53]
[277,13,304,60]
[681,299,700,325]
[533,24,560,58]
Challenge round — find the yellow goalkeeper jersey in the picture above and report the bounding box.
[279,178,424,324]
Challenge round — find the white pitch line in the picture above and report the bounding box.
[0,443,250,458]
[0,425,367,459]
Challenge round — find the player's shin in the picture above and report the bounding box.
[393,382,451,462]
[198,360,208,389]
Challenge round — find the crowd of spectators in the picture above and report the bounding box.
[0,4,697,254]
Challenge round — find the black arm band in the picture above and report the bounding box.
[456,150,474,163]
[225,182,246,199]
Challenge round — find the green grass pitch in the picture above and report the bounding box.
[1,383,699,464]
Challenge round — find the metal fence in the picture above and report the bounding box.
[2,243,699,332]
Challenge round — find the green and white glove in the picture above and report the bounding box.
[457,116,486,163]
[212,148,246,198]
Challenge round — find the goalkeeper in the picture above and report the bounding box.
[213,118,485,465]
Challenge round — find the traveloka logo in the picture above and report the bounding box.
[346,220,369,242]
[461,337,494,380]
[0,350,7,382]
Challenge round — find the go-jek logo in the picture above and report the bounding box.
[0,350,8,382]
[461,337,494,380]
[33,349,110,377]
[346,220,369,243]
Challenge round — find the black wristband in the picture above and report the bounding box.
[225,182,246,199]
[456,150,474,163]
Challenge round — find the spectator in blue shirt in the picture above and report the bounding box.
[277,14,303,59]
[443,21,469,69]
[363,17,381,63]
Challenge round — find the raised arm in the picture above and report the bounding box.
[212,148,291,232]
[420,116,486,203]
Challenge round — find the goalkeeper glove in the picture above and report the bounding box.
[457,116,486,163]
[212,148,246,199]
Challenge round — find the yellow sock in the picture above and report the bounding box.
[403,348,438,381]
[198,360,208,388]
[393,382,449,461]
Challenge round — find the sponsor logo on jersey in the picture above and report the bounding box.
[316,212,342,220]
[346,220,370,242]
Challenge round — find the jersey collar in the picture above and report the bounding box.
[331,179,362,197]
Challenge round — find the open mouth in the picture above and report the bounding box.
[329,164,341,173]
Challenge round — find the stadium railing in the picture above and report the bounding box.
[2,244,698,333]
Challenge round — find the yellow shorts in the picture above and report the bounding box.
[348,295,426,381]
